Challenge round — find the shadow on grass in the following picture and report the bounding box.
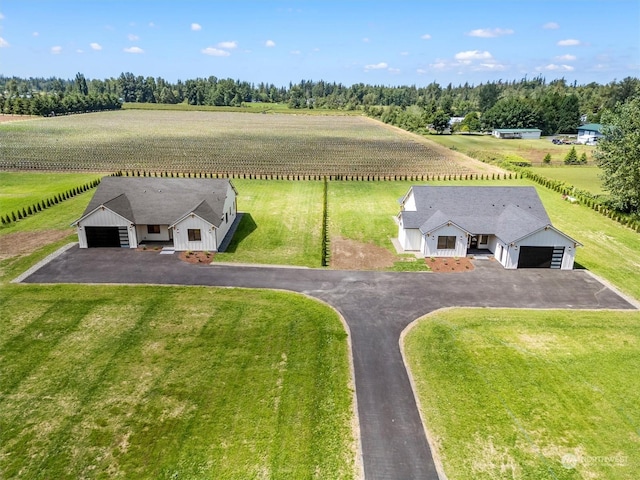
[222,213,257,253]
[573,261,587,270]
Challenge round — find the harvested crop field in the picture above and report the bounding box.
[0,110,493,177]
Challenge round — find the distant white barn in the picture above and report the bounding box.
[492,128,542,140]
[397,186,581,269]
[73,177,238,251]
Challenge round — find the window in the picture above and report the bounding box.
[188,229,201,241]
[437,235,456,249]
[147,225,160,234]
[479,234,488,245]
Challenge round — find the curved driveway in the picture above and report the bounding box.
[22,247,636,480]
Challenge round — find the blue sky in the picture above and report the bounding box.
[1,0,638,87]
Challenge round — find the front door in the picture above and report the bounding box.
[470,236,478,249]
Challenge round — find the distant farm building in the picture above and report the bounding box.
[73,177,238,251]
[492,128,542,140]
[576,123,604,145]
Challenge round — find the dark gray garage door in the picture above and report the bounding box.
[518,246,556,268]
[86,227,125,247]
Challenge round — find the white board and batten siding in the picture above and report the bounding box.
[135,224,171,243]
[172,214,217,252]
[76,207,137,248]
[423,224,468,258]
[503,227,578,270]
[216,185,238,244]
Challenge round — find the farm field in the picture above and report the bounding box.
[404,308,640,480]
[122,101,358,116]
[0,284,354,479]
[0,110,492,177]
[529,166,604,195]
[428,133,596,166]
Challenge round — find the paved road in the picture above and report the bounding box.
[22,247,636,479]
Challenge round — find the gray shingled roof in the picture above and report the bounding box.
[400,186,552,243]
[79,177,234,226]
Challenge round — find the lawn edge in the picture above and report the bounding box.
[399,308,454,480]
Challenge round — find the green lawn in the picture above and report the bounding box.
[529,166,604,195]
[0,171,102,215]
[404,308,640,480]
[0,284,354,479]
[214,180,324,267]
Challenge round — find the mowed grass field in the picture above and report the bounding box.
[0,110,479,177]
[429,133,596,166]
[405,308,640,480]
[0,285,354,479]
[0,171,102,215]
[529,166,604,194]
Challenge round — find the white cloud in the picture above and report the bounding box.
[538,63,574,72]
[417,68,427,74]
[543,22,560,29]
[128,34,139,41]
[0,37,9,48]
[124,46,144,54]
[51,45,62,54]
[148,22,156,28]
[76,49,84,54]
[429,61,448,70]
[191,23,202,31]
[33,32,39,37]
[455,50,493,62]
[265,39,276,47]
[0,12,4,20]
[217,41,237,49]
[477,63,507,71]
[90,42,102,51]
[290,50,301,55]
[201,47,230,56]
[388,67,401,74]
[363,37,370,43]
[421,33,431,40]
[400,51,409,56]
[555,54,576,61]
[557,38,581,46]
[364,62,388,71]
[467,28,514,38]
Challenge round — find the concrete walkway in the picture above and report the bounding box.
[21,246,636,480]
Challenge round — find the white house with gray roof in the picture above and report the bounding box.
[73,177,237,251]
[397,186,581,269]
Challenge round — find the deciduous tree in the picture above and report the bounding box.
[595,97,640,214]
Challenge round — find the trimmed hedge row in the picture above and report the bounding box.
[113,169,517,182]
[1,178,102,226]
[321,177,329,267]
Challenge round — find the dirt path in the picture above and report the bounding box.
[0,230,73,260]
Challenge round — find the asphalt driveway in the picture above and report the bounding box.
[21,246,636,480]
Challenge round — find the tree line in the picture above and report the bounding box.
[1,73,638,133]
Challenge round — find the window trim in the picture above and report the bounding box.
[147,224,160,234]
[437,235,456,249]
[188,228,202,241]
